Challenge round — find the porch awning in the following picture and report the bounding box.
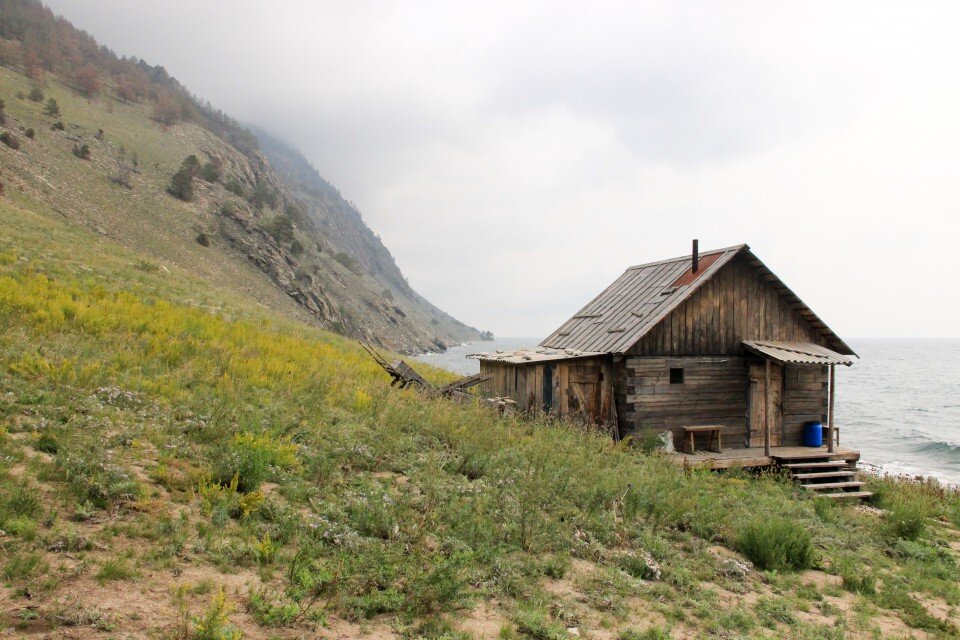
[742,340,855,366]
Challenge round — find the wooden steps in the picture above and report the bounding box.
[793,470,855,480]
[781,461,849,470]
[801,480,866,491]
[820,491,874,500]
[774,451,872,501]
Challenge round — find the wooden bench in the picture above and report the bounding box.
[682,425,723,454]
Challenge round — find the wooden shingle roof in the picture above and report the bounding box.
[540,244,854,356]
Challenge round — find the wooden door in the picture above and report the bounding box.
[566,364,602,424]
[748,362,783,447]
[542,364,555,413]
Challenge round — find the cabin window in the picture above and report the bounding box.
[669,367,684,384]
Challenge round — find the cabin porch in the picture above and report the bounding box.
[672,444,861,470]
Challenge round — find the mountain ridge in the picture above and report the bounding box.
[0,0,484,353]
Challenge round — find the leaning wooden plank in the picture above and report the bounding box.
[439,373,492,392]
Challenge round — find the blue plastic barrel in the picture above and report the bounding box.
[803,422,823,447]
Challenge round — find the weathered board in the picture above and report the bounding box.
[629,253,830,356]
[479,356,615,427]
[615,355,826,449]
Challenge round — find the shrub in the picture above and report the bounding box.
[95,556,139,584]
[24,128,34,139]
[197,476,264,521]
[250,180,278,210]
[57,445,141,509]
[3,486,42,522]
[264,214,295,244]
[735,516,813,571]
[196,232,210,247]
[200,161,220,183]
[248,589,300,626]
[28,86,43,102]
[213,431,298,493]
[334,252,362,275]
[33,430,58,453]
[224,179,244,196]
[289,239,303,255]
[883,497,931,540]
[43,97,60,117]
[72,143,90,159]
[837,556,876,594]
[52,121,65,131]
[191,588,242,640]
[0,132,20,150]
[168,155,200,201]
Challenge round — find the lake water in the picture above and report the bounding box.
[416,338,960,485]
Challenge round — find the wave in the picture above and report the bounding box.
[916,438,960,456]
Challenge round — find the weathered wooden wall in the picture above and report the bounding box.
[781,364,829,445]
[616,356,748,446]
[616,356,828,449]
[478,357,615,425]
[630,253,828,356]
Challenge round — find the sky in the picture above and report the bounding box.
[45,1,960,339]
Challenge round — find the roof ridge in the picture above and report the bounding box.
[625,243,748,271]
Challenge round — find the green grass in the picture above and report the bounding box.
[735,516,814,572]
[0,197,959,637]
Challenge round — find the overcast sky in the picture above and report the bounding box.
[45,1,960,338]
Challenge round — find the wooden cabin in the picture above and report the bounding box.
[472,243,860,471]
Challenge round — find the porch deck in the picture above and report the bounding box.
[672,445,861,470]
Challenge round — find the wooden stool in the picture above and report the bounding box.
[682,425,723,454]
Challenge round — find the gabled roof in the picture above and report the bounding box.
[540,244,854,356]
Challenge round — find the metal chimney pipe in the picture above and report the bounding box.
[692,239,699,272]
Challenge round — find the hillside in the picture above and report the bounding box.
[1,200,960,639]
[0,0,483,353]
[252,128,481,349]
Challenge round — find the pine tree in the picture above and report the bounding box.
[167,155,200,201]
[43,98,60,117]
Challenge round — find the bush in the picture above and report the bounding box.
[264,214,294,244]
[72,143,90,159]
[24,128,34,139]
[196,232,210,247]
[52,121,65,131]
[836,556,876,594]
[0,132,20,150]
[883,497,931,540]
[43,97,60,117]
[224,179,244,197]
[57,445,141,509]
[735,516,813,572]
[213,431,298,493]
[28,86,44,102]
[250,180,278,210]
[289,239,303,255]
[334,252,362,275]
[168,155,200,201]
[200,161,220,183]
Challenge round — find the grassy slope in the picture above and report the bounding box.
[0,203,959,640]
[0,65,478,353]
[0,65,315,326]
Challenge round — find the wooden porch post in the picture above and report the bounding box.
[764,359,771,457]
[827,364,836,453]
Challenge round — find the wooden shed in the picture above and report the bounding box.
[472,243,861,477]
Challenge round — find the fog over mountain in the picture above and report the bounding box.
[45,0,960,338]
